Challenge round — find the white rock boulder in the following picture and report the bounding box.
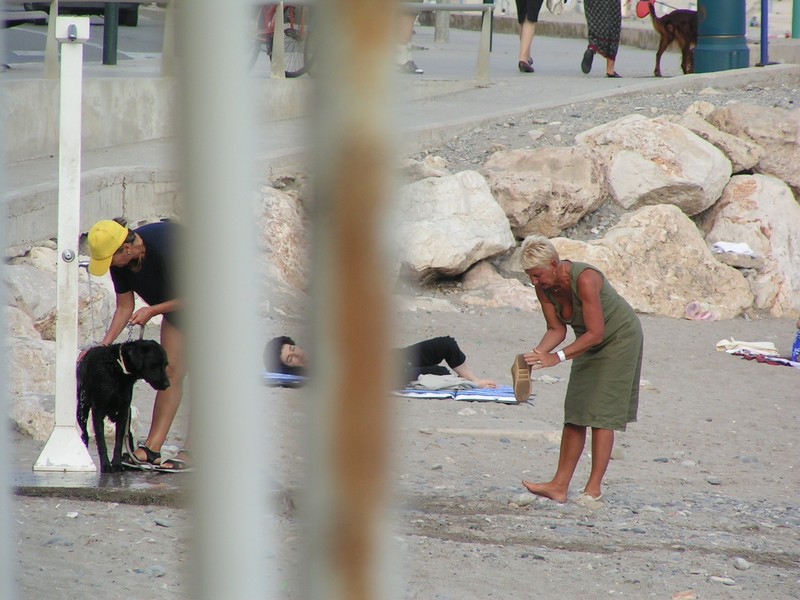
[576,114,732,216]
[460,260,540,312]
[551,204,753,319]
[482,146,604,238]
[697,174,800,317]
[676,105,763,173]
[8,335,56,398]
[255,186,309,290]
[707,103,800,196]
[395,171,515,280]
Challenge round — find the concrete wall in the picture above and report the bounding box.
[5,166,181,251]
[3,77,310,163]
[3,75,311,248]
[3,78,176,163]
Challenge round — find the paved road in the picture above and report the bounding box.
[5,20,798,194]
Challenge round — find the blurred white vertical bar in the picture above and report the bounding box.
[43,0,59,79]
[304,0,396,599]
[270,2,285,78]
[0,21,17,600]
[160,0,177,77]
[179,1,272,599]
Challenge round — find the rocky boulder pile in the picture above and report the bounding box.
[261,100,800,320]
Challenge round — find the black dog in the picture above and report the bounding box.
[77,340,170,473]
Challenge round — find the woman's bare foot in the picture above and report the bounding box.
[521,480,568,503]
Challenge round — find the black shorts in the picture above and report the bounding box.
[516,0,545,24]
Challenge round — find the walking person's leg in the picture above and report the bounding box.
[518,19,536,69]
[397,11,423,74]
[582,0,622,76]
[515,0,543,72]
[522,423,587,502]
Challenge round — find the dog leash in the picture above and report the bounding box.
[118,324,146,374]
[125,323,145,342]
[642,0,683,12]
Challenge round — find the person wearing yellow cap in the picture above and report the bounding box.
[83,217,190,472]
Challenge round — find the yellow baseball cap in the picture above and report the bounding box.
[87,220,129,276]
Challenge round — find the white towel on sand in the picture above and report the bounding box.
[715,338,779,356]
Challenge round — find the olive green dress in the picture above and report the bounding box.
[543,262,643,431]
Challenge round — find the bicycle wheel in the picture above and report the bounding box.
[248,35,269,71]
[248,5,272,72]
[270,26,306,78]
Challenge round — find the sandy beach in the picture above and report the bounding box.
[13,306,800,599]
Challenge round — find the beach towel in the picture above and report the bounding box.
[732,350,800,369]
[394,385,521,404]
[262,371,309,388]
[715,338,779,356]
[410,374,476,390]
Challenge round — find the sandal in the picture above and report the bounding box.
[574,492,604,508]
[122,444,161,471]
[155,449,193,473]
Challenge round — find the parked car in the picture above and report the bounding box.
[24,2,139,27]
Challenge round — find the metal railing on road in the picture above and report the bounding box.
[260,1,494,80]
[403,2,494,80]
[3,0,496,81]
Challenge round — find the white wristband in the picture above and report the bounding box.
[556,350,566,362]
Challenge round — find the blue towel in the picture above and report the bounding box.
[262,371,308,388]
[394,385,521,404]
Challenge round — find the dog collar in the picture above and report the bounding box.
[117,347,131,375]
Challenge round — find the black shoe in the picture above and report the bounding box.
[581,48,594,74]
[398,60,423,74]
[518,60,534,73]
[606,71,622,78]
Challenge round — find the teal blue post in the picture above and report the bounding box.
[694,0,750,73]
[102,2,119,65]
[793,0,799,39]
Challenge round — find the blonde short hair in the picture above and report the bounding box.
[520,235,559,270]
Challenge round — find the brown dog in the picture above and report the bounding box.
[645,0,697,77]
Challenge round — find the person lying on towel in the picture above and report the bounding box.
[265,335,497,388]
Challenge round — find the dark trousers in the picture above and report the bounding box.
[397,336,467,384]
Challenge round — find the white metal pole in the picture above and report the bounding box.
[0,23,18,600]
[478,7,491,82]
[270,1,286,79]
[179,1,272,598]
[34,16,95,472]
